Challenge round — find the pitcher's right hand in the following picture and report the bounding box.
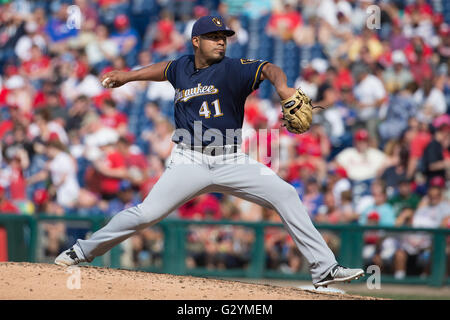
[100,70,129,88]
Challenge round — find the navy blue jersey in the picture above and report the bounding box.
[164,55,268,146]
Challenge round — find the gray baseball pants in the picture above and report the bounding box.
[75,144,337,283]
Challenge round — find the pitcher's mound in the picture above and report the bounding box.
[0,262,378,300]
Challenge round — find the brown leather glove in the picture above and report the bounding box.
[280,88,315,134]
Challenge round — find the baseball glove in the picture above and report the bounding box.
[280,88,323,134]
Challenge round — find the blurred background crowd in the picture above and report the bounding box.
[0,0,449,279]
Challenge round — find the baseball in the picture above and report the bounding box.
[102,77,113,88]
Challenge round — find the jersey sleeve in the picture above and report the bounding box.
[164,59,177,87]
[233,58,269,94]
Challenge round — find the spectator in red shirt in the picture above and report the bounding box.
[20,44,51,83]
[404,0,434,21]
[99,98,128,136]
[91,139,128,200]
[178,194,222,220]
[404,36,433,65]
[149,10,184,60]
[243,114,276,168]
[32,80,65,110]
[139,155,165,200]
[295,122,330,182]
[405,117,432,178]
[266,2,302,41]
[0,186,19,214]
[4,153,28,201]
[116,135,149,188]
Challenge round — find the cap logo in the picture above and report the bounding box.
[212,17,222,26]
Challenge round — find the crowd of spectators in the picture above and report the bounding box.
[0,0,449,278]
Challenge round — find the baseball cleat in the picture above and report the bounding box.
[55,247,86,266]
[314,265,364,288]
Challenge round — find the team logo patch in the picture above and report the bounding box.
[240,58,259,64]
[212,17,222,26]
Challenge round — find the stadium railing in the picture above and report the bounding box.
[0,214,449,287]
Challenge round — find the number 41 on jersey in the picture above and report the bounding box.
[199,99,223,118]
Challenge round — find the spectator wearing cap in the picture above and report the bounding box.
[334,129,386,182]
[419,115,450,185]
[393,176,450,279]
[111,14,140,67]
[288,162,316,198]
[382,50,414,94]
[327,166,351,207]
[103,180,141,218]
[388,177,421,218]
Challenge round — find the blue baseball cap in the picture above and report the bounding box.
[191,16,235,38]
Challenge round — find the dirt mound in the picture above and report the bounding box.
[0,262,378,300]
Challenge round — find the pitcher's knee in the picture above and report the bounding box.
[137,202,170,226]
[270,183,300,207]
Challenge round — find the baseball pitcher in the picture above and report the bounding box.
[56,16,364,288]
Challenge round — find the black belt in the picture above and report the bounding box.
[177,143,240,156]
